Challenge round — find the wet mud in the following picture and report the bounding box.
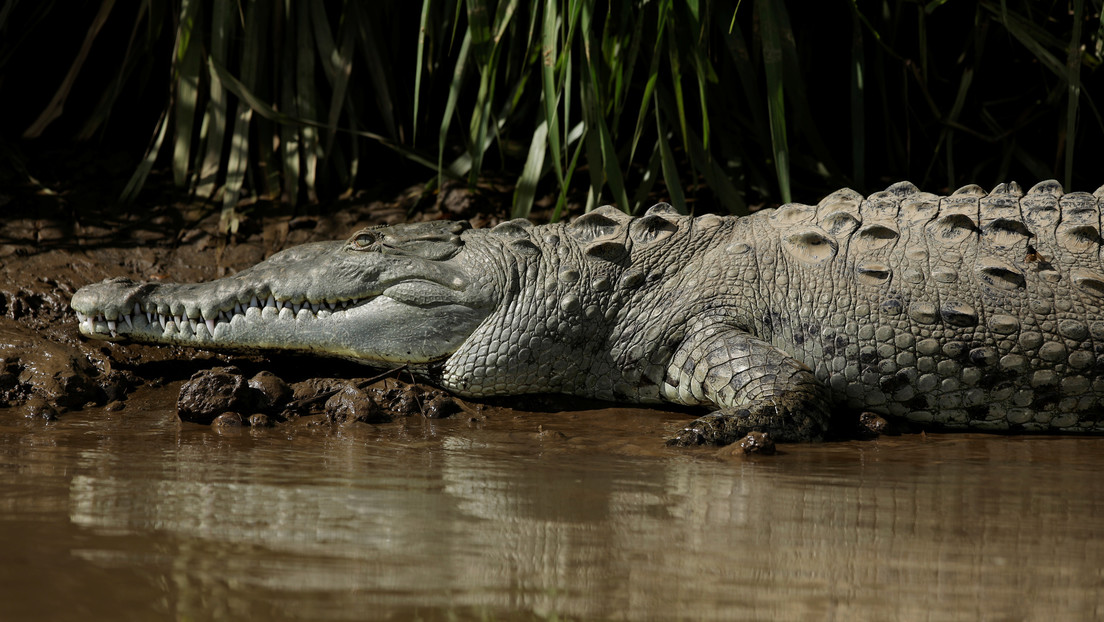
[2,190,1103,619]
[0,182,493,419]
[3,383,1104,620]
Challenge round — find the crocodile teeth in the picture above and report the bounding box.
[74,293,371,342]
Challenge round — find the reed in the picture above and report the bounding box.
[10,0,1103,226]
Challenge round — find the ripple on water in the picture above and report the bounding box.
[0,400,1102,621]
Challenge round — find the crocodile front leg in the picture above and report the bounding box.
[663,322,831,445]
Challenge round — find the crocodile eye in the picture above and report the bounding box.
[352,232,376,249]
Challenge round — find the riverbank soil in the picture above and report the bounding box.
[0,152,497,424]
[3,150,1104,621]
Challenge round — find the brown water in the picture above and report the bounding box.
[1,388,1103,621]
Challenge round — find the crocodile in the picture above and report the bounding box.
[70,180,1104,444]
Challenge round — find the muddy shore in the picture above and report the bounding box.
[0,173,526,426]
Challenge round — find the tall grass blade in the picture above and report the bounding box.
[438,29,471,191]
[582,2,629,212]
[310,2,355,157]
[549,121,587,222]
[295,0,320,204]
[942,67,974,184]
[686,126,746,214]
[721,17,768,149]
[280,40,301,204]
[850,11,865,189]
[676,4,717,151]
[466,0,511,185]
[591,94,629,212]
[172,0,201,188]
[195,0,232,200]
[583,103,604,211]
[630,18,665,163]
[512,111,548,219]
[468,65,496,184]
[629,70,659,161]
[631,141,663,214]
[540,0,564,189]
[0,0,15,29]
[348,3,400,141]
[665,22,690,149]
[759,0,791,204]
[772,0,835,184]
[655,101,686,213]
[222,0,267,232]
[77,1,153,140]
[120,106,170,204]
[563,0,585,152]
[986,3,1069,78]
[1064,0,1084,189]
[467,0,493,63]
[22,0,116,138]
[212,57,440,175]
[222,105,252,233]
[413,0,432,143]
[657,81,745,214]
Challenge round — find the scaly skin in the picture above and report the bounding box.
[71,181,1104,444]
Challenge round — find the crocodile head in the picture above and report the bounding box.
[70,221,497,364]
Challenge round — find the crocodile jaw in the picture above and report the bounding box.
[73,294,487,363]
[70,241,494,364]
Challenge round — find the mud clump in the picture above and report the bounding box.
[176,367,462,429]
[370,384,461,419]
[858,411,890,437]
[725,431,776,456]
[0,320,135,415]
[212,412,244,428]
[248,413,274,428]
[177,367,254,424]
[49,366,101,409]
[178,367,300,425]
[374,385,423,416]
[24,396,59,421]
[248,371,293,413]
[325,385,390,425]
[422,392,461,419]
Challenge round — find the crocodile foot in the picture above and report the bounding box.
[666,402,825,446]
[667,410,753,447]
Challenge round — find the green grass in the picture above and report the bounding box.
[7,0,1104,226]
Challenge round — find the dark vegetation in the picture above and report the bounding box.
[1,0,1102,227]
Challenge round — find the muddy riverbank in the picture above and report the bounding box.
[2,180,1103,620]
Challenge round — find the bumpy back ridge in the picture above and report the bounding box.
[764,180,1104,304]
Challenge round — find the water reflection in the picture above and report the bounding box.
[1,406,1103,620]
